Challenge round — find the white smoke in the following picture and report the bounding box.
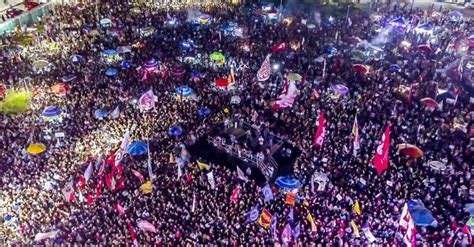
[370,25,394,46]
[314,11,321,26]
[186,8,201,23]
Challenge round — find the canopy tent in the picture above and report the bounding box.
[27,143,47,155]
[127,141,148,155]
[51,83,70,95]
[41,106,61,118]
[275,176,301,190]
[33,60,50,70]
[397,143,424,158]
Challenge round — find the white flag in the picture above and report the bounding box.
[177,163,182,178]
[111,106,120,119]
[138,89,156,111]
[84,162,93,181]
[207,171,216,189]
[236,165,249,182]
[257,54,271,81]
[34,230,59,241]
[352,115,360,157]
[114,128,130,167]
[147,140,154,180]
[191,193,196,212]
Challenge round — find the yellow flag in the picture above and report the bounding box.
[307,213,317,232]
[353,200,362,216]
[169,153,175,164]
[350,220,360,238]
[140,181,153,193]
[197,160,211,171]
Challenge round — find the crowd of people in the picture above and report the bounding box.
[0,0,473,245]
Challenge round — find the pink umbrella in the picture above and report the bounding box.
[420,97,439,108]
[171,67,185,76]
[352,64,370,74]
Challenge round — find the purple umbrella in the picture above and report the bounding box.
[331,84,349,95]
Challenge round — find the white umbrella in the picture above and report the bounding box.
[231,95,241,104]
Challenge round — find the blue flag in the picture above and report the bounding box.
[281,223,292,244]
[245,205,260,222]
[262,184,274,202]
[292,222,301,240]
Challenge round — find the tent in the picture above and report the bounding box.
[127,141,148,155]
[275,176,301,190]
[27,143,46,155]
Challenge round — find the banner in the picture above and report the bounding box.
[362,223,377,243]
[245,205,260,222]
[399,203,411,230]
[138,220,157,233]
[270,213,279,240]
[371,125,391,175]
[258,209,273,229]
[114,128,130,167]
[131,169,144,182]
[274,79,299,109]
[207,171,216,190]
[262,184,274,202]
[34,230,59,241]
[62,180,74,202]
[257,54,271,81]
[313,112,325,147]
[285,192,296,206]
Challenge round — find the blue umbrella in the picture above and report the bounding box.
[4,215,13,221]
[42,106,61,118]
[11,204,20,211]
[465,203,474,215]
[198,107,210,116]
[106,68,117,76]
[222,23,234,32]
[127,141,148,155]
[410,207,436,226]
[326,47,337,56]
[144,59,158,69]
[102,49,118,56]
[120,61,131,69]
[69,54,82,62]
[275,176,301,190]
[94,109,108,119]
[390,64,401,72]
[169,126,183,137]
[82,26,92,32]
[176,86,193,97]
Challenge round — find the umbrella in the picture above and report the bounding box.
[222,23,235,32]
[465,203,474,215]
[275,176,301,190]
[331,84,349,95]
[120,61,131,69]
[94,109,108,119]
[390,64,401,72]
[140,181,153,193]
[397,143,424,158]
[349,36,362,44]
[410,207,437,226]
[231,95,241,104]
[199,14,211,24]
[144,59,158,69]
[418,44,432,53]
[127,141,148,155]
[62,74,77,82]
[33,60,50,69]
[27,143,47,155]
[102,49,118,56]
[420,97,439,108]
[117,46,131,53]
[4,215,13,221]
[169,126,183,137]
[427,160,446,171]
[100,18,112,26]
[106,68,117,76]
[69,54,82,63]
[353,64,370,74]
[171,67,185,76]
[210,52,225,61]
[287,73,302,81]
[42,106,61,118]
[215,78,230,88]
[198,107,210,116]
[448,11,463,18]
[175,86,193,98]
[326,47,337,56]
[50,83,70,95]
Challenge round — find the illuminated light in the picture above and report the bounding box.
[400,40,411,48]
[272,63,280,71]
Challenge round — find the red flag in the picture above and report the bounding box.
[230,186,240,203]
[313,112,325,147]
[131,169,144,182]
[76,176,86,190]
[87,192,93,206]
[105,150,115,166]
[462,225,472,244]
[97,160,106,176]
[116,163,123,177]
[372,125,391,175]
[126,221,139,246]
[116,177,125,189]
[116,201,126,217]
